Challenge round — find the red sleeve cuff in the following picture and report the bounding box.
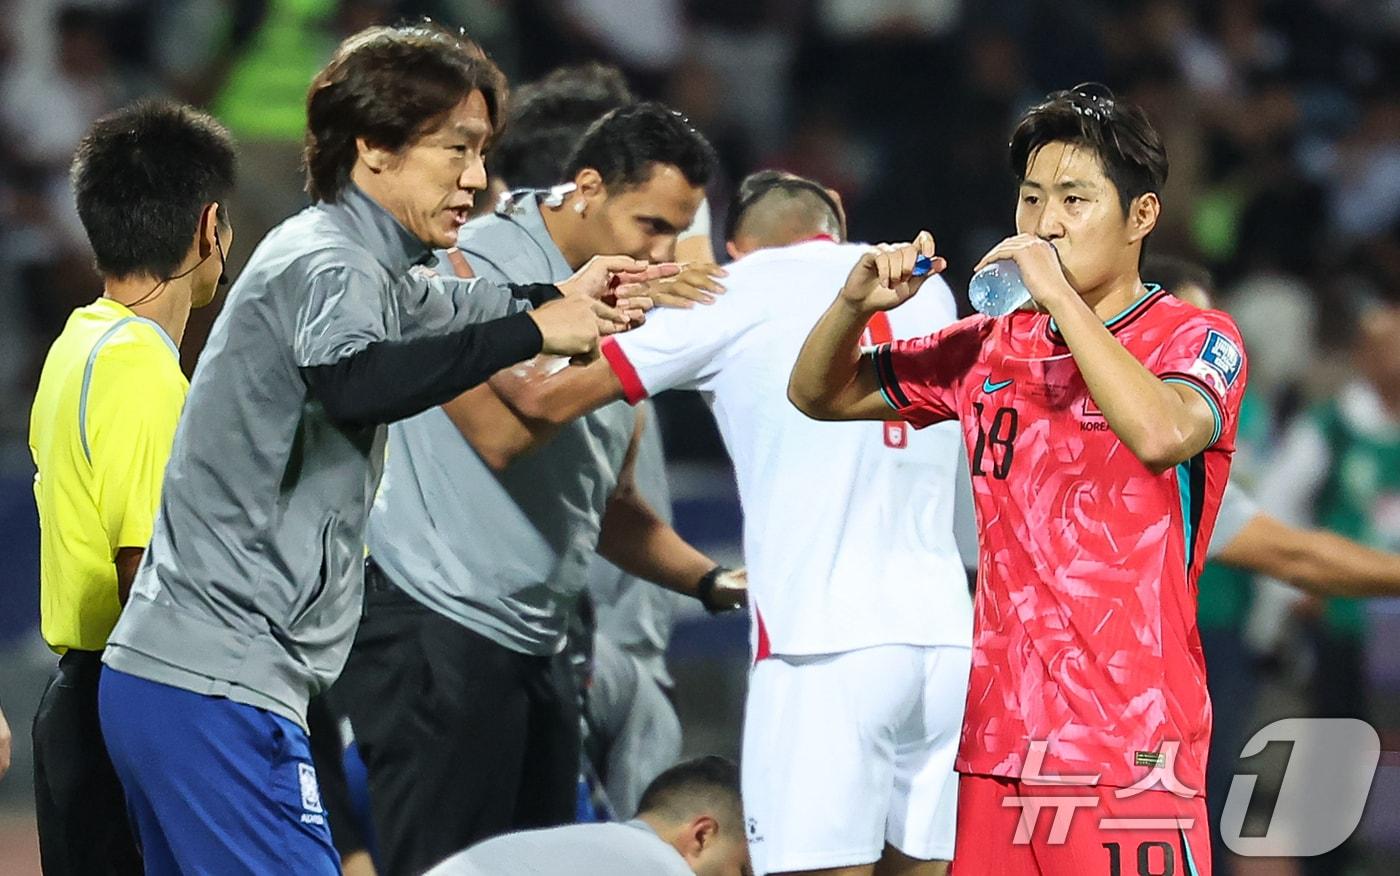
[601,337,648,405]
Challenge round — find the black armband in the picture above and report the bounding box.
[301,312,542,426]
[508,283,564,308]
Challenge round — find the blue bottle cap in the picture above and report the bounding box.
[912,254,934,277]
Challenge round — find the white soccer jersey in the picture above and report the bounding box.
[603,238,972,657]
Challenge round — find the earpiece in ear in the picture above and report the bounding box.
[575,201,586,216]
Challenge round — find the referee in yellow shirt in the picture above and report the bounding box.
[28,100,235,875]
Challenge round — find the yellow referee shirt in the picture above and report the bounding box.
[29,297,188,653]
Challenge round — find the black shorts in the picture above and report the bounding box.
[33,649,142,875]
[336,560,580,876]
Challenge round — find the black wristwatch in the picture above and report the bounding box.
[697,565,737,615]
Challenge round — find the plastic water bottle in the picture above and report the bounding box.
[968,260,1032,317]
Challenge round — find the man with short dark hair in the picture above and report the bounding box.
[424,756,751,876]
[482,67,711,820]
[93,25,638,874]
[338,100,742,874]
[790,83,1245,874]
[28,98,235,876]
[548,102,721,267]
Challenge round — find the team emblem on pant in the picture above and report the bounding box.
[298,762,324,815]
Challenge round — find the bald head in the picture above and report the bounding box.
[725,171,844,258]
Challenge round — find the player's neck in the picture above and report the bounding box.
[633,812,684,852]
[103,274,192,348]
[540,196,590,270]
[1079,272,1148,323]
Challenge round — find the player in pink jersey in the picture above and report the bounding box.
[789,84,1246,875]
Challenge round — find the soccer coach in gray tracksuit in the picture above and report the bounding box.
[338,105,742,875]
[92,24,629,876]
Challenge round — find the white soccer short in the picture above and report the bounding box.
[741,643,971,874]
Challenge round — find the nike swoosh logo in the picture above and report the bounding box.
[982,377,1014,394]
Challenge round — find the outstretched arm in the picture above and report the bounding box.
[596,413,745,611]
[440,356,626,470]
[1217,514,1400,598]
[488,356,626,426]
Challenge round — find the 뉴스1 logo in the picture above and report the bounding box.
[1001,722,1382,856]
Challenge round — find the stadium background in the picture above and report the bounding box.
[2,0,1400,873]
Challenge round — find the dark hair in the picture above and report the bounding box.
[1144,254,1215,300]
[725,170,844,242]
[492,63,635,189]
[563,102,717,193]
[70,99,236,280]
[1009,83,1168,216]
[304,23,507,203]
[637,756,742,824]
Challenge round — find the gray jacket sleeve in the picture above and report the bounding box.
[295,264,544,426]
[1206,478,1261,560]
[293,264,389,368]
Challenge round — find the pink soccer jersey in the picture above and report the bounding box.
[871,286,1247,794]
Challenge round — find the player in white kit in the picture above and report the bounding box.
[476,171,973,876]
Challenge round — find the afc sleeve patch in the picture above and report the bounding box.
[1194,329,1242,389]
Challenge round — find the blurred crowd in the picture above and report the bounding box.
[1,0,1399,455]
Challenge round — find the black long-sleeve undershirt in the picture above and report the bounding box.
[302,310,543,427]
